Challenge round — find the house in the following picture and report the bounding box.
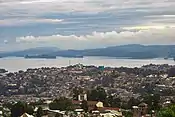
[95,102,122,117]
[72,100,98,111]
[20,113,34,117]
[73,93,122,116]
[132,103,148,117]
[47,110,65,117]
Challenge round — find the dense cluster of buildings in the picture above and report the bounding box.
[0,64,175,116]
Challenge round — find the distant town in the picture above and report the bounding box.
[0,64,175,117]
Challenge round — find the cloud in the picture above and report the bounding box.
[3,40,8,44]
[1,0,175,15]
[1,0,175,50]
[122,25,175,30]
[0,18,63,26]
[0,0,175,27]
[16,25,175,49]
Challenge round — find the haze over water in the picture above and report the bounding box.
[0,57,174,72]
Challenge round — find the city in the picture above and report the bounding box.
[1,0,175,116]
[0,64,175,117]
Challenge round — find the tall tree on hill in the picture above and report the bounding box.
[36,107,43,117]
[127,97,140,109]
[107,95,121,108]
[72,87,84,100]
[11,102,25,117]
[81,100,88,112]
[157,105,175,117]
[49,97,73,111]
[11,101,34,117]
[168,67,175,77]
[89,86,107,102]
[143,93,160,111]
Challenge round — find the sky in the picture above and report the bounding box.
[0,0,175,51]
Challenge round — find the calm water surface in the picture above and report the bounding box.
[0,57,174,72]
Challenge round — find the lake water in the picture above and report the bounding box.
[0,57,175,72]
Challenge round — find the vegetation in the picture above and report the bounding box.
[81,100,88,112]
[106,95,121,108]
[88,86,107,102]
[49,97,73,111]
[36,107,43,117]
[157,105,175,117]
[0,68,8,73]
[11,101,34,117]
[123,111,132,117]
[168,67,175,77]
[142,93,161,112]
[72,87,84,100]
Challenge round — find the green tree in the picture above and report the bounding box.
[123,111,132,117]
[11,102,25,117]
[168,67,175,77]
[107,95,121,108]
[143,93,160,111]
[89,86,107,102]
[81,100,88,112]
[49,97,73,111]
[72,87,83,100]
[25,104,34,115]
[127,97,140,109]
[11,101,34,117]
[36,107,43,117]
[157,107,175,117]
[55,113,61,117]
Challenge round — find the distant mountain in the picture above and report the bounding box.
[0,45,175,59]
[0,47,59,57]
[80,44,175,59]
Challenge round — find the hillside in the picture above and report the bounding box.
[0,45,175,59]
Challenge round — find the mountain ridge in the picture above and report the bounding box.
[0,44,175,59]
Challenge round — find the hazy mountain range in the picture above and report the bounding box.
[0,44,175,59]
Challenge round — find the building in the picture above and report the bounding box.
[132,103,148,117]
[20,113,34,117]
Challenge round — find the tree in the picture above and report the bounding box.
[81,100,88,112]
[107,95,121,108]
[123,111,132,117]
[157,106,175,117]
[88,87,107,102]
[11,102,25,117]
[25,104,34,115]
[36,107,43,117]
[55,113,61,117]
[0,68,8,73]
[142,93,160,111]
[49,97,73,111]
[168,67,175,77]
[11,101,34,117]
[127,97,140,109]
[72,87,83,100]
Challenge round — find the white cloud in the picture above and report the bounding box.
[122,25,175,30]
[3,40,8,44]
[1,0,175,50]
[1,0,174,14]
[0,0,175,28]
[0,18,63,26]
[16,25,175,49]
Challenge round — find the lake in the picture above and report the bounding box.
[0,57,175,72]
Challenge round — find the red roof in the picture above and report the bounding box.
[72,100,81,104]
[96,107,120,111]
[103,107,120,111]
[72,100,98,106]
